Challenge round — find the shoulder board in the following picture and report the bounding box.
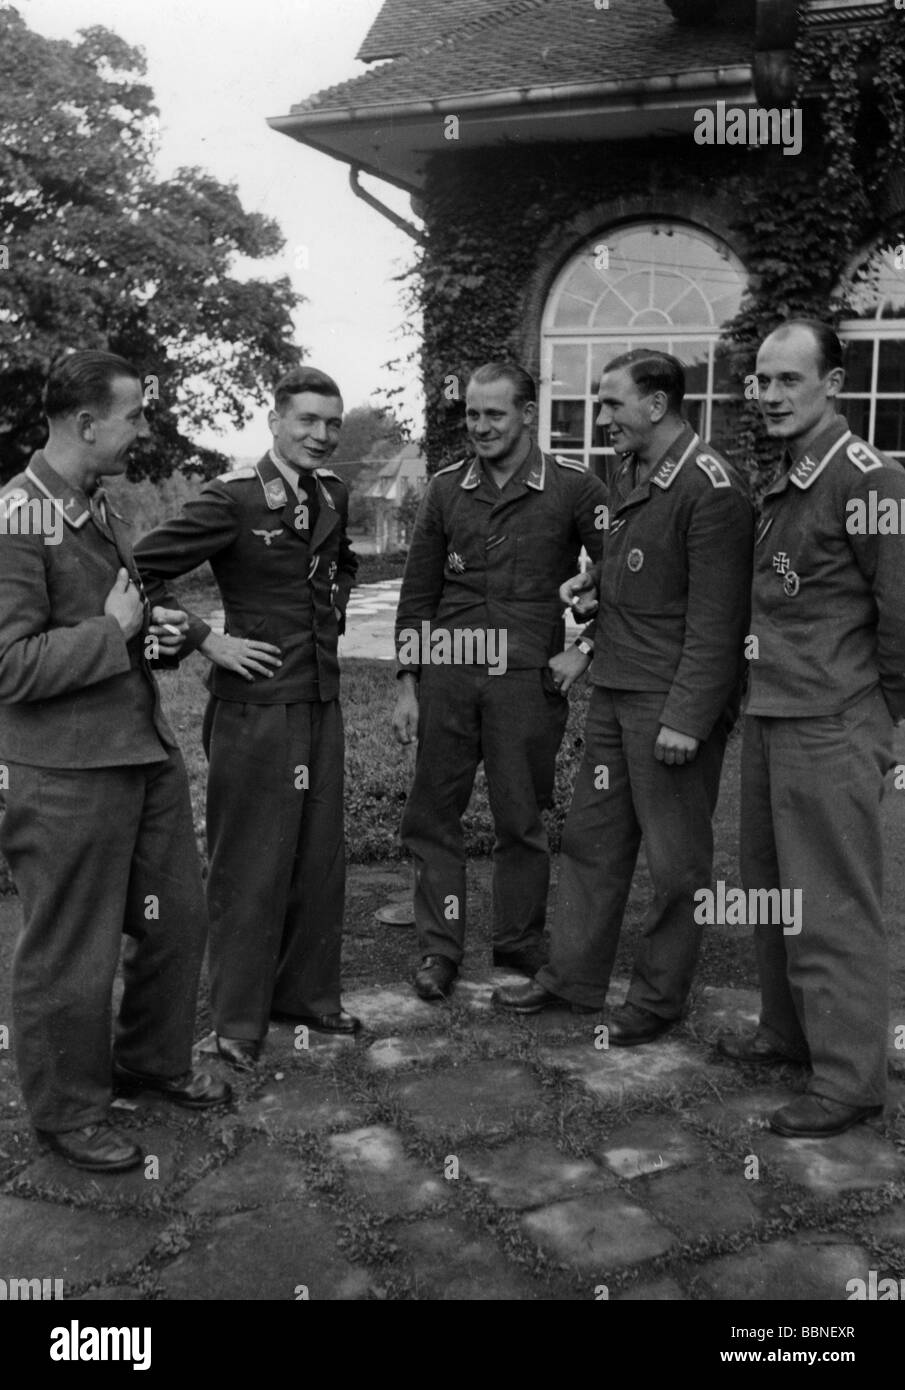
[695,452,731,489]
[215,468,256,483]
[554,454,586,472]
[434,459,466,476]
[846,440,884,474]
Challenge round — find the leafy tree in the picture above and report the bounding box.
[330,403,406,464]
[0,4,303,481]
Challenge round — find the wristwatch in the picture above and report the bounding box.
[574,637,594,657]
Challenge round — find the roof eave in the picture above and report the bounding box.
[268,65,755,192]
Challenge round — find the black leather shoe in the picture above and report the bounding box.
[36,1122,143,1173]
[414,955,457,1001]
[493,945,549,976]
[608,1004,675,1047]
[276,1010,361,1035]
[112,1062,232,1109]
[717,1031,810,1067]
[769,1093,883,1138]
[216,1036,261,1070]
[491,979,599,1014]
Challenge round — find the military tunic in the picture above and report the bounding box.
[0,452,208,1132]
[135,451,358,1039]
[538,423,755,1014]
[395,444,607,962]
[741,415,905,1106]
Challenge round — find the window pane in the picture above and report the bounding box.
[877,339,905,394]
[710,398,745,452]
[875,399,905,454]
[712,341,737,393]
[590,341,627,388]
[685,399,705,437]
[551,344,587,396]
[842,339,873,392]
[841,397,871,440]
[550,399,585,450]
[674,340,710,394]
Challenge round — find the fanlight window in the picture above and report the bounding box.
[837,242,905,463]
[540,222,747,474]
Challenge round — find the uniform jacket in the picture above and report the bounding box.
[746,415,905,720]
[134,451,357,704]
[586,422,754,742]
[394,443,608,672]
[0,451,180,768]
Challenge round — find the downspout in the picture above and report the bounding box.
[349,167,425,244]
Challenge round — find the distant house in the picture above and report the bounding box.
[269,0,904,483]
[363,442,428,552]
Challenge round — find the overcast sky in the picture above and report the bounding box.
[20,0,422,456]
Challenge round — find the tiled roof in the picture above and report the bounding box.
[296,0,754,114]
[357,0,504,62]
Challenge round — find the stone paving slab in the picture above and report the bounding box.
[457,1137,613,1209]
[157,1202,376,1300]
[236,1075,366,1137]
[541,1037,726,1103]
[395,1061,548,1140]
[595,1116,710,1179]
[342,985,440,1031]
[696,1085,797,1130]
[365,1035,456,1072]
[689,1232,873,1301]
[635,1165,778,1238]
[745,1125,905,1194]
[179,1140,308,1214]
[391,1216,549,1300]
[328,1125,448,1214]
[78,1284,147,1301]
[0,1194,163,1287]
[16,1125,211,1202]
[522,1192,676,1274]
[616,1276,688,1300]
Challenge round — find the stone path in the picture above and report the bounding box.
[2,938,904,1302]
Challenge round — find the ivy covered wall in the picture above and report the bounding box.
[412,12,905,483]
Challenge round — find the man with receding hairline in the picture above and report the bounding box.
[494,350,753,1040]
[0,349,230,1174]
[718,318,905,1138]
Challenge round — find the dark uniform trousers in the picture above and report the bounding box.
[538,688,727,1014]
[401,663,568,962]
[740,687,894,1107]
[202,696,344,1038]
[2,751,206,1133]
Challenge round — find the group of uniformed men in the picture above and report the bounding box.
[0,317,902,1172]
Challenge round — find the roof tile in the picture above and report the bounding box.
[299,0,753,114]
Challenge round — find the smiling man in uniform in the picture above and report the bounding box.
[717,319,905,1137]
[494,350,753,1041]
[393,361,607,1001]
[136,366,359,1069]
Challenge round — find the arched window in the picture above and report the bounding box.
[540,221,747,474]
[837,241,905,463]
